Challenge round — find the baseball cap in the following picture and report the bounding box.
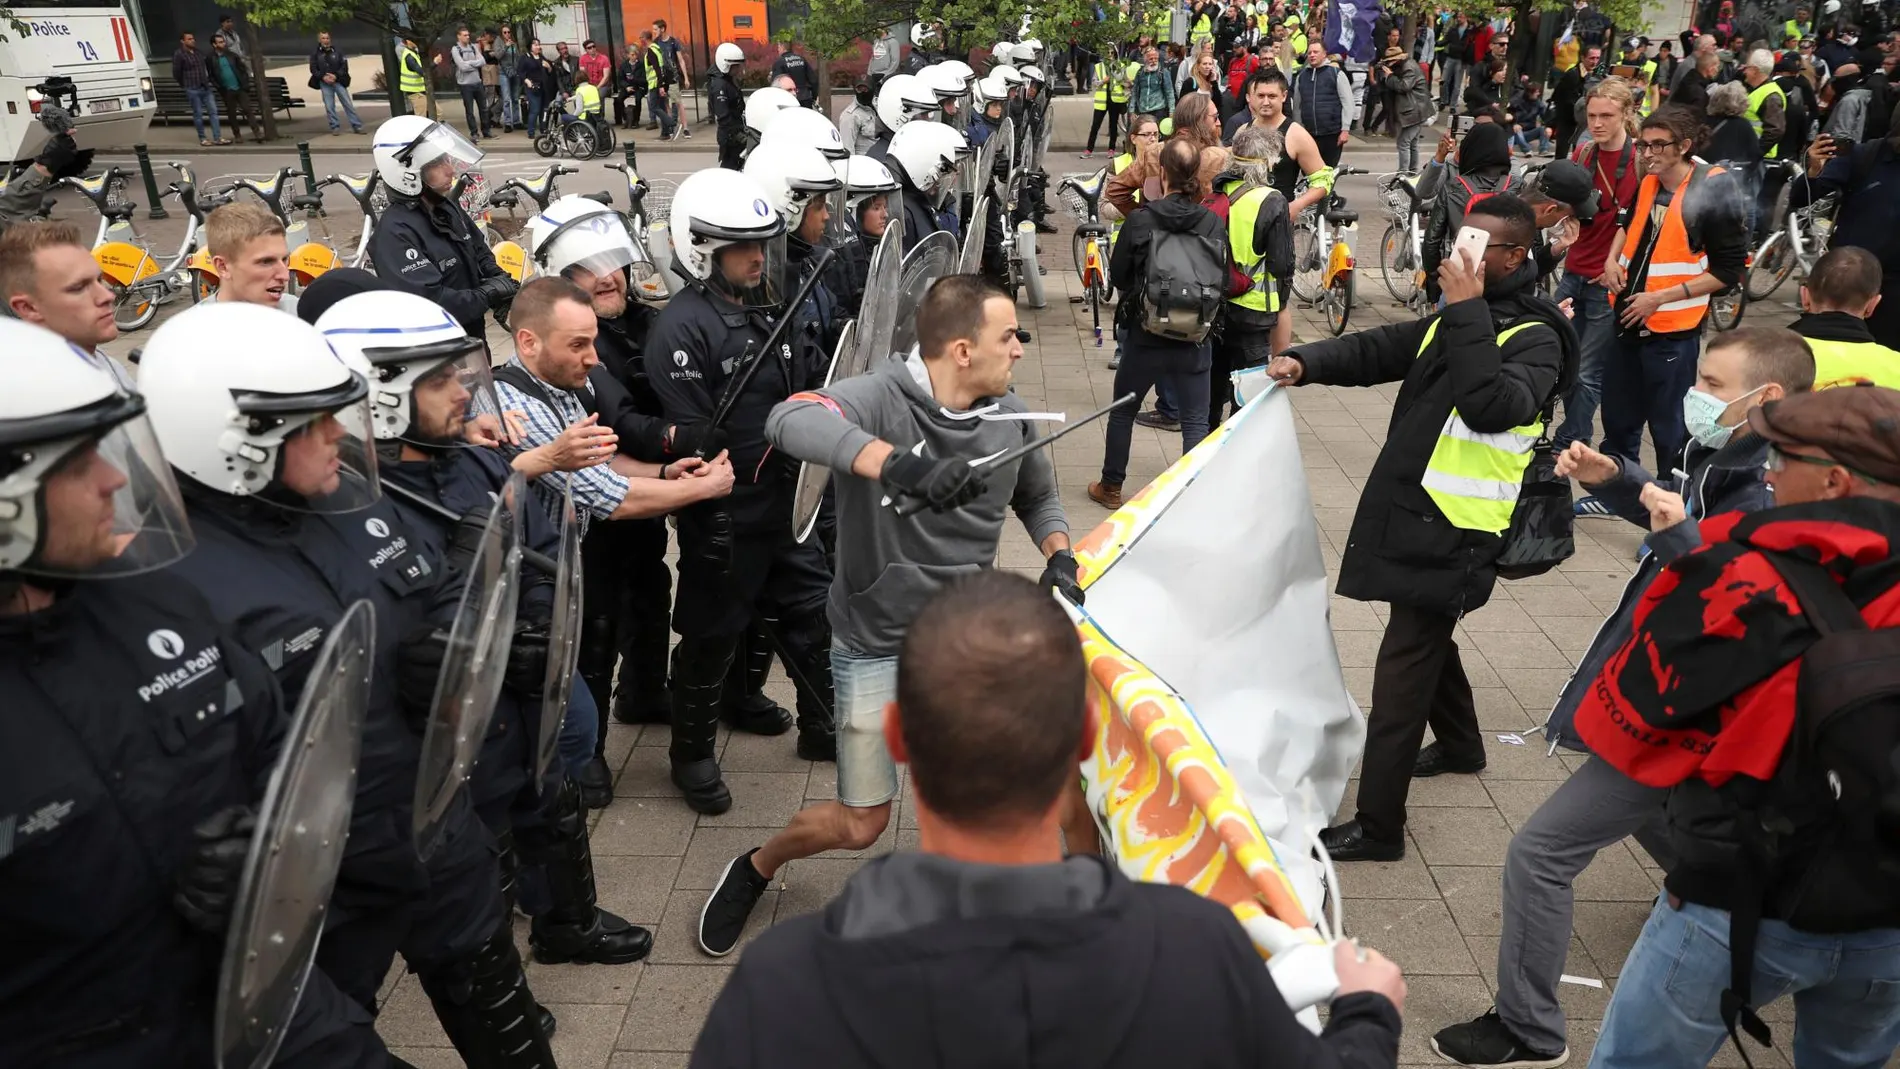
[1536,160,1599,224]
[1775,52,1804,72]
[1746,384,1900,483]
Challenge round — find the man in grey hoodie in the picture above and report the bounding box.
[695,273,1081,957]
[447,27,493,140]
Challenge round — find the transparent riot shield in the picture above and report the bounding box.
[891,231,959,361]
[972,124,999,210]
[960,193,991,274]
[997,116,1019,213]
[532,486,582,792]
[412,474,524,857]
[791,317,858,543]
[216,599,374,1069]
[849,225,907,379]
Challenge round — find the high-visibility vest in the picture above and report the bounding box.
[1192,12,1213,43]
[1746,80,1786,158]
[398,45,426,94]
[1226,184,1283,314]
[1417,317,1552,533]
[1149,6,1172,40]
[1783,19,1811,42]
[1290,29,1309,57]
[1806,335,1900,388]
[1094,60,1135,106]
[574,81,602,116]
[1616,162,1722,334]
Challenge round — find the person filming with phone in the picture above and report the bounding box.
[1795,100,1900,351]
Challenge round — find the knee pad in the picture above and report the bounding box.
[672,632,739,689]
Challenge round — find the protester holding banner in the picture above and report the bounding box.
[1267,193,1572,863]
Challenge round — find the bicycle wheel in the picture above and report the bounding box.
[1709,287,1747,332]
[533,130,559,158]
[1324,270,1353,337]
[112,280,157,332]
[565,123,599,160]
[1746,232,1796,301]
[1070,229,1091,285]
[1378,222,1416,304]
[1291,219,1321,303]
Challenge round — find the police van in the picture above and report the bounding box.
[2,0,154,163]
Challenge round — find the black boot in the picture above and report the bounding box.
[537,1005,556,1038]
[611,685,672,725]
[774,613,837,763]
[721,622,794,736]
[575,752,613,810]
[671,637,734,814]
[418,922,556,1069]
[527,780,655,965]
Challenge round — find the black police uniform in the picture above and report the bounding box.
[0,571,387,1069]
[643,281,837,807]
[371,191,516,337]
[170,488,554,1069]
[709,68,745,170]
[894,169,947,254]
[770,50,818,107]
[382,444,653,968]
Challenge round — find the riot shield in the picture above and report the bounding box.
[216,599,374,1069]
[849,225,907,379]
[413,473,524,857]
[997,116,1019,212]
[891,231,959,361]
[972,126,999,209]
[792,317,858,543]
[532,486,583,792]
[960,193,991,274]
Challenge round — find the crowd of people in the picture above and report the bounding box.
[9,5,1900,1069]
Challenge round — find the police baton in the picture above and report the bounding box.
[700,245,839,452]
[892,393,1138,518]
[381,479,560,575]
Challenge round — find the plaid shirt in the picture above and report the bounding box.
[493,358,629,537]
[173,47,210,89]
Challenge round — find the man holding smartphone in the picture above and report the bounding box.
[1796,118,1900,349]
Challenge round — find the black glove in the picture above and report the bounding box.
[1040,549,1085,605]
[880,450,987,513]
[397,625,452,731]
[667,422,728,459]
[173,804,258,936]
[35,134,88,179]
[505,620,549,696]
[442,508,491,579]
[478,274,519,309]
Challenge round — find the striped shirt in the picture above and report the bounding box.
[492,357,628,536]
[173,47,210,90]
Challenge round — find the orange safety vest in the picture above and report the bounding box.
[1615,162,1721,334]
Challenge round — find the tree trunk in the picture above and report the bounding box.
[244,21,279,140]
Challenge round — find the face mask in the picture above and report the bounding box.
[1681,383,1766,448]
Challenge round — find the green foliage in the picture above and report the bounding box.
[797,0,1132,60]
[230,0,559,50]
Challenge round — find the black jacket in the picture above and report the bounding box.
[709,69,744,134]
[371,192,504,335]
[771,51,817,106]
[1109,191,1228,372]
[310,45,350,86]
[592,302,671,460]
[688,853,1402,1069]
[1289,263,1571,615]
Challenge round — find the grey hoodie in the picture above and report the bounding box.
[765,352,1068,656]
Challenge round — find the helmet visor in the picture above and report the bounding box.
[402,123,485,195]
[235,383,383,514]
[1,410,195,579]
[536,209,642,280]
[362,340,503,450]
[710,233,789,310]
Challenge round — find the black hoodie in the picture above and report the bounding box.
[688,853,1402,1069]
[1109,191,1230,370]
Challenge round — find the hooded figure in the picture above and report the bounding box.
[1419,122,1516,300]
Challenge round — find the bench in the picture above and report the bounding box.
[151,73,305,126]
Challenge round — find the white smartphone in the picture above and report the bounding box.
[1453,225,1489,272]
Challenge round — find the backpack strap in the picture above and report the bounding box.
[1769,551,1869,635]
[493,362,593,418]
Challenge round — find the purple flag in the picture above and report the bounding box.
[1323,0,1383,62]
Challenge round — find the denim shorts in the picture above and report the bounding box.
[832,644,900,808]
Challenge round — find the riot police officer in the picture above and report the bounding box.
[138,303,556,1068]
[887,121,969,252]
[740,85,799,161]
[0,320,388,1069]
[710,42,747,170]
[368,115,519,338]
[869,73,938,160]
[832,154,901,311]
[642,168,840,815]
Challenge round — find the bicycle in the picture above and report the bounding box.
[1292,165,1367,337]
[1744,161,1837,302]
[61,163,229,331]
[1057,168,1111,347]
[313,170,382,271]
[604,158,676,301]
[532,96,603,160]
[1374,171,1433,318]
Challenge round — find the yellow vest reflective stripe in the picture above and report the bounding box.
[1746,81,1786,158]
[1417,319,1549,533]
[398,46,426,94]
[1807,335,1900,389]
[574,82,602,115]
[1192,13,1213,40]
[1094,61,1134,105]
[1226,185,1282,313]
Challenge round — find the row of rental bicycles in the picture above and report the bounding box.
[7,151,674,332]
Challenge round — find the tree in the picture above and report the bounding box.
[795,0,1132,62]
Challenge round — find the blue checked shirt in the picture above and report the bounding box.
[493,357,629,537]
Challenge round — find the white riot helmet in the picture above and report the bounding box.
[757,106,849,161]
[1022,38,1044,60]
[745,144,844,232]
[372,114,485,198]
[939,59,975,88]
[714,42,745,73]
[919,63,970,101]
[990,42,1014,65]
[995,64,1026,92]
[526,194,646,279]
[889,121,969,196]
[876,73,940,134]
[742,85,801,148]
[975,70,1012,106]
[315,290,500,446]
[0,321,193,577]
[1021,64,1046,86]
[139,303,381,512]
[910,23,936,47]
[836,154,901,236]
[670,168,786,287]
[1009,42,1038,67]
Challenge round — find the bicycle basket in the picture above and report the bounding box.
[1376,174,1414,217]
[104,174,137,217]
[457,170,490,217]
[643,178,676,226]
[1057,182,1089,221]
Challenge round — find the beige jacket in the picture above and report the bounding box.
[1105,137,1232,216]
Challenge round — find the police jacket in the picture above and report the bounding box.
[371,191,505,336]
[897,177,945,254]
[710,70,744,134]
[0,572,283,1068]
[771,51,817,106]
[593,302,672,457]
[644,282,828,531]
[1285,262,1570,615]
[172,487,485,908]
[788,231,849,351]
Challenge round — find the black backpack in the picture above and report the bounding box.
[1140,222,1227,343]
[1716,551,1900,1064]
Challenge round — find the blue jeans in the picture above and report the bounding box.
[1591,895,1900,1069]
[831,645,901,807]
[498,72,518,125]
[1599,329,1700,473]
[524,89,544,138]
[1511,125,1551,154]
[558,673,599,782]
[1552,272,1616,448]
[319,81,362,131]
[185,84,220,142]
[1155,377,1180,420]
[1101,347,1211,485]
[649,88,676,137]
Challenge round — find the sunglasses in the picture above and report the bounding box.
[1636,138,1680,153]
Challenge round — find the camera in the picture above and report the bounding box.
[29,77,80,136]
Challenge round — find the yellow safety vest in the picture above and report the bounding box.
[1191,12,1213,43]
[1806,335,1900,389]
[1094,60,1135,106]
[574,81,602,117]
[1417,319,1550,533]
[1290,30,1308,57]
[398,45,426,94]
[1226,184,1282,314]
[1149,6,1172,40]
[1746,80,1786,159]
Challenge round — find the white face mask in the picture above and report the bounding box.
[1681,383,1768,449]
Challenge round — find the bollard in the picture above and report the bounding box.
[623,139,638,172]
[297,140,319,200]
[134,144,169,220]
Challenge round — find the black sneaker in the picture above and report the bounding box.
[699,849,770,956]
[1414,740,1487,778]
[1431,1010,1569,1068]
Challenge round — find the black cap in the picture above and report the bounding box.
[1537,159,1599,224]
[1775,52,1804,72]
[296,268,390,325]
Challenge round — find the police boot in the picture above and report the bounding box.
[775,612,837,763]
[576,612,619,809]
[527,780,655,965]
[670,636,735,815]
[495,826,521,918]
[418,922,556,1069]
[721,622,795,736]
